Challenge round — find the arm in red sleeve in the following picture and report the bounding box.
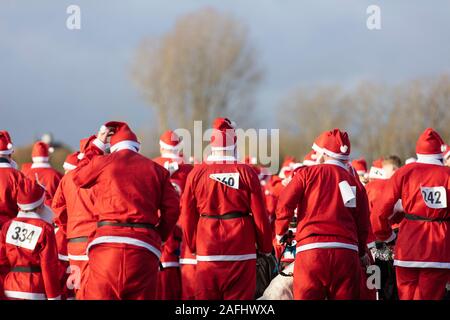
[72,141,109,189]
[179,171,199,253]
[156,169,180,242]
[248,170,273,254]
[355,184,370,255]
[51,180,68,235]
[275,171,305,240]
[39,225,62,300]
[371,173,402,242]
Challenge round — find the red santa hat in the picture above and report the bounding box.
[17,179,46,211]
[368,158,386,180]
[102,121,140,153]
[312,129,351,161]
[302,150,318,166]
[63,152,80,171]
[210,117,237,151]
[32,141,54,163]
[78,135,97,160]
[278,156,296,178]
[0,130,14,155]
[351,158,368,175]
[416,128,445,160]
[159,130,183,151]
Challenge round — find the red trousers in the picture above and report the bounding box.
[67,241,89,299]
[180,264,196,300]
[396,266,450,300]
[195,260,256,300]
[294,248,361,300]
[79,243,159,300]
[156,267,181,300]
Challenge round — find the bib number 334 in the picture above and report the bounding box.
[420,186,447,209]
[6,221,42,250]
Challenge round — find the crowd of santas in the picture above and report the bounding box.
[0,120,449,300]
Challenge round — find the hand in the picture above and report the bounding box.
[97,126,113,144]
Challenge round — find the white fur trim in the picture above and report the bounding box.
[324,159,348,170]
[110,140,140,153]
[4,290,47,300]
[196,254,256,262]
[210,144,236,151]
[367,241,377,249]
[296,242,358,253]
[32,157,49,163]
[16,211,42,220]
[63,162,77,171]
[77,153,85,160]
[160,153,183,161]
[206,155,237,162]
[0,163,13,168]
[179,258,197,265]
[161,261,180,268]
[31,163,51,169]
[87,236,161,258]
[159,140,182,151]
[312,143,349,160]
[394,260,450,269]
[68,254,89,261]
[0,150,13,155]
[58,254,69,262]
[416,154,444,165]
[92,138,106,152]
[17,195,45,211]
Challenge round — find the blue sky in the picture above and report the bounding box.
[1,0,449,148]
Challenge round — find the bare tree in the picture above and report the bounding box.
[131,8,261,132]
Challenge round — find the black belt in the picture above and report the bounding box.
[68,236,89,243]
[11,266,41,273]
[404,213,450,222]
[97,221,156,229]
[200,212,248,220]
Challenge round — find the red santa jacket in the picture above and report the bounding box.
[276,160,370,256]
[0,211,61,300]
[154,155,194,266]
[52,172,96,241]
[26,163,63,206]
[372,158,450,268]
[0,161,26,227]
[179,155,272,262]
[72,142,180,260]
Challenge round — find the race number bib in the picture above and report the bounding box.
[209,173,240,190]
[339,181,356,208]
[420,186,447,209]
[6,221,42,251]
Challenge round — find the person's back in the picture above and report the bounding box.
[26,165,62,205]
[276,129,370,300]
[0,180,61,300]
[372,128,450,300]
[72,121,180,300]
[180,118,272,300]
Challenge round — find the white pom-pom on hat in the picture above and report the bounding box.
[340,145,348,153]
[48,147,55,153]
[7,143,13,150]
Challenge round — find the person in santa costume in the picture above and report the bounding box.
[72,121,180,300]
[179,117,272,300]
[52,137,99,299]
[351,158,369,185]
[372,128,450,300]
[0,131,26,228]
[0,179,61,300]
[276,128,370,300]
[25,141,63,206]
[153,130,194,300]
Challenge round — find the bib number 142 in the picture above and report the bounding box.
[420,186,447,209]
